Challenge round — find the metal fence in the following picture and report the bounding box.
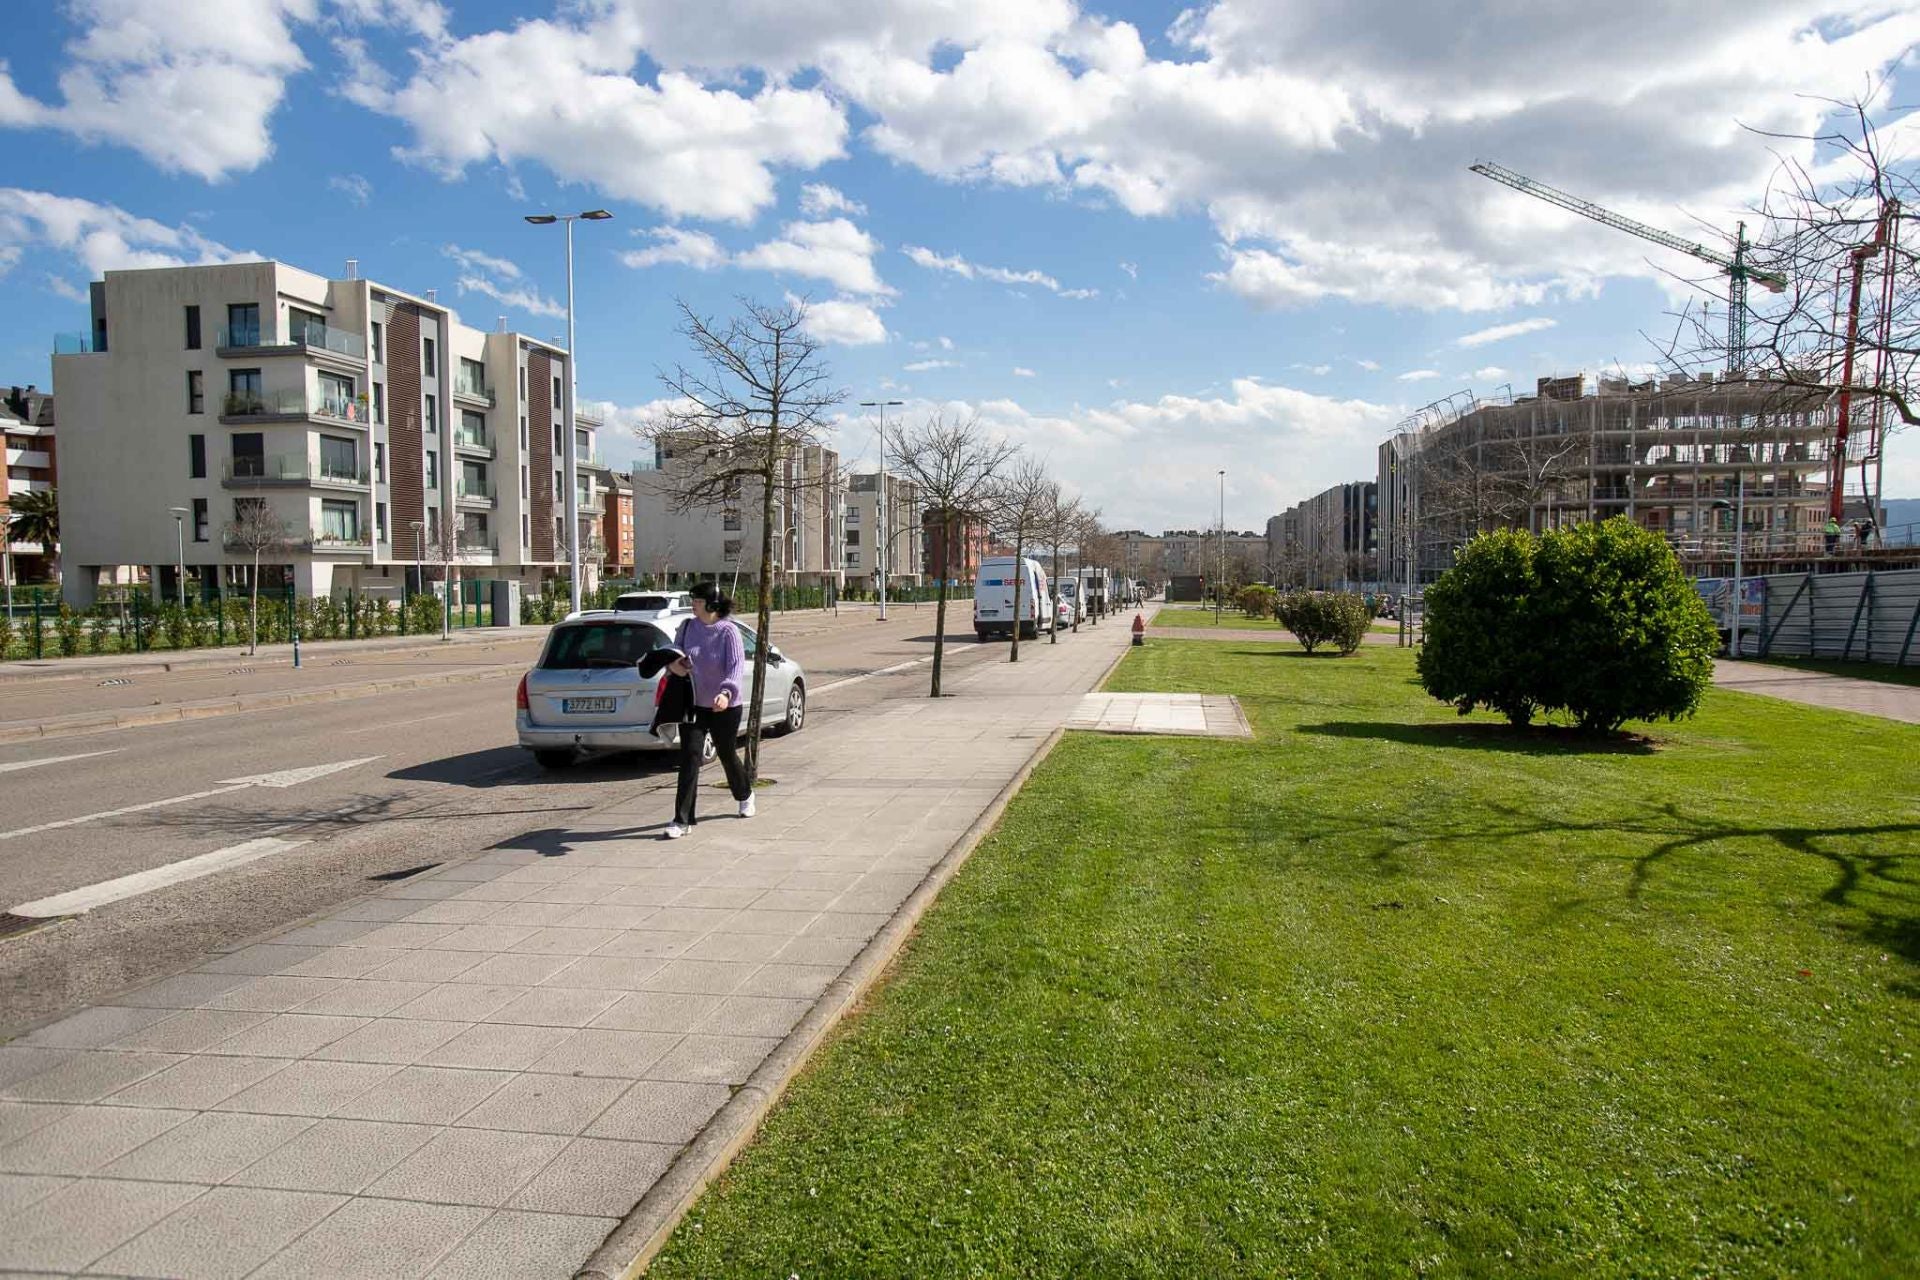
[1702,568,1920,665]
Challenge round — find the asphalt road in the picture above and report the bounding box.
[0,605,1003,1037]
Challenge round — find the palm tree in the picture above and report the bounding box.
[7,487,58,561]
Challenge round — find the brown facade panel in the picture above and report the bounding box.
[529,349,554,562]
[389,307,425,558]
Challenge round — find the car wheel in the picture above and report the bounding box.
[976,629,988,642]
[533,749,574,770]
[781,682,806,735]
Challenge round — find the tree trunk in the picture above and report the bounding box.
[745,419,777,783]
[931,576,948,697]
[248,550,260,655]
[1009,529,1024,663]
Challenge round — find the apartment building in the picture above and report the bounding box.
[922,507,991,586]
[633,438,844,587]
[3,385,57,583]
[51,260,603,606]
[1268,481,1378,588]
[843,471,923,588]
[602,471,635,578]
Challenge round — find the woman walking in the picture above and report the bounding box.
[664,582,754,839]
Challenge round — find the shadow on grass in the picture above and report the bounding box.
[1299,720,1660,755]
[1227,648,1359,660]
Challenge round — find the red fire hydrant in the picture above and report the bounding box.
[1131,613,1145,646]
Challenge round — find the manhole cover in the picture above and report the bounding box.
[0,912,67,942]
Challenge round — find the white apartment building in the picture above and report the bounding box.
[843,471,923,588]
[632,439,844,587]
[52,260,605,606]
[3,385,57,583]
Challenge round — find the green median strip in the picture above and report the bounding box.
[649,639,1920,1278]
[1150,607,1291,630]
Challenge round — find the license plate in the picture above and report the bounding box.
[563,696,616,713]
[978,609,999,617]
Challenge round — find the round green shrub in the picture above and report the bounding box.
[1274,591,1371,655]
[1416,528,1542,726]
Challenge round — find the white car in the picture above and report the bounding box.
[516,611,807,769]
[1055,597,1075,629]
[612,590,693,620]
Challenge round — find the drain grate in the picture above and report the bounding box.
[98,677,133,687]
[367,862,441,882]
[226,667,255,675]
[0,912,67,942]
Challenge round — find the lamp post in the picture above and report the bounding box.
[1712,465,1748,659]
[169,507,190,608]
[858,399,903,621]
[525,209,613,618]
[1215,469,1226,624]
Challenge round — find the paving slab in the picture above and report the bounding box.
[1067,691,1253,737]
[1713,659,1920,724]
[0,607,1145,1278]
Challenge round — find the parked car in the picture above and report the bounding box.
[1055,597,1075,629]
[516,611,806,769]
[611,590,693,620]
[974,555,1053,640]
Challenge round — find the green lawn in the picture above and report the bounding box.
[649,640,1920,1278]
[1755,654,1920,689]
[1152,605,1288,629]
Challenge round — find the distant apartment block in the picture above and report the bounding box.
[844,471,923,588]
[51,260,607,606]
[634,437,847,587]
[1269,481,1378,588]
[3,384,57,582]
[602,470,635,578]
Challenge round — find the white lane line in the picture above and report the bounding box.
[12,837,310,917]
[815,656,932,694]
[0,756,384,842]
[0,749,122,775]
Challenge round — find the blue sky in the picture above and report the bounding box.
[3,0,1917,531]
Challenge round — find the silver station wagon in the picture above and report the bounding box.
[516,611,807,769]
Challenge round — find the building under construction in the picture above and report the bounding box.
[1378,373,1912,586]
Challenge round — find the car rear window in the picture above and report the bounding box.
[614,594,673,612]
[541,622,666,670]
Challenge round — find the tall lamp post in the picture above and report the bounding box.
[169,507,190,607]
[858,399,903,621]
[1215,469,1226,623]
[1712,465,1748,659]
[525,209,613,618]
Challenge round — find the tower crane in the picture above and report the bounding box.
[1470,161,1787,373]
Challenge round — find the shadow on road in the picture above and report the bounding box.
[386,747,677,787]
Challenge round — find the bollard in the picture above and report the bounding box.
[292,625,302,668]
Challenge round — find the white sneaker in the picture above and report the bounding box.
[663,822,687,840]
[738,795,756,819]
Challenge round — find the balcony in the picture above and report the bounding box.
[222,455,370,490]
[5,447,51,470]
[52,331,100,354]
[216,321,366,363]
[456,477,497,508]
[452,371,496,407]
[453,428,494,457]
[575,451,606,471]
[457,534,500,557]
[305,527,373,553]
[220,389,372,427]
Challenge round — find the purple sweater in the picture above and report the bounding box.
[678,617,744,710]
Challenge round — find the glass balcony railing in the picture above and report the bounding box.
[454,428,493,452]
[457,534,499,556]
[456,477,497,502]
[52,332,99,354]
[307,527,372,550]
[453,371,495,404]
[217,321,366,359]
[221,389,371,424]
[222,455,370,486]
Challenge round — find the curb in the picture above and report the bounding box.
[0,631,545,686]
[574,627,1142,1280]
[0,662,529,744]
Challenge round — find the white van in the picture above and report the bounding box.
[974,556,1052,641]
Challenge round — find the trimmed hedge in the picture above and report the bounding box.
[1275,592,1371,655]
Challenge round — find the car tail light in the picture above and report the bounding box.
[516,673,529,710]
[654,676,666,706]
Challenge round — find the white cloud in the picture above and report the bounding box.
[1396,369,1443,382]
[938,335,954,350]
[621,226,729,271]
[902,244,1095,298]
[341,11,846,222]
[442,244,564,319]
[738,218,891,296]
[1354,359,1380,371]
[0,188,254,277]
[1291,363,1333,376]
[1455,317,1557,348]
[903,358,959,372]
[328,173,372,206]
[800,296,888,345]
[798,183,866,217]
[1465,365,1508,380]
[1119,261,1138,279]
[1013,366,1037,377]
[0,0,314,180]
[44,274,89,302]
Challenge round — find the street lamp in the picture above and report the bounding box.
[858,399,904,621]
[1712,467,1748,659]
[525,209,613,618]
[1215,469,1226,624]
[169,507,190,608]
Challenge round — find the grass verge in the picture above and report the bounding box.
[648,640,1920,1278]
[1754,654,1920,689]
[1151,606,1289,630]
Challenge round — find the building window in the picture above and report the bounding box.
[319,372,354,417]
[187,370,204,415]
[523,513,531,546]
[321,499,359,542]
[519,365,527,399]
[552,376,562,410]
[184,305,200,350]
[723,511,741,532]
[289,308,326,347]
[374,442,386,484]
[459,409,487,448]
[228,367,262,396]
[320,435,358,482]
[845,506,859,523]
[231,432,265,478]
[520,417,528,449]
[226,303,260,347]
[423,393,437,433]
[370,321,383,363]
[845,550,861,568]
[459,357,485,397]
[724,539,742,563]
[520,467,528,499]
[423,336,437,378]
[188,434,206,479]
[425,450,438,488]
[372,383,385,425]
[192,498,208,542]
[844,528,860,547]
[376,502,388,543]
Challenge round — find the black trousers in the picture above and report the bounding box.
[673,705,750,826]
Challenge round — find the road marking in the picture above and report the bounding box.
[815,656,932,694]
[0,749,121,775]
[12,837,310,918]
[0,756,384,842]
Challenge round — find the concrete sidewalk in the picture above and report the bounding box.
[0,616,1142,1278]
[1714,660,1920,725]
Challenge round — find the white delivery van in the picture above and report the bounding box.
[974,556,1052,641]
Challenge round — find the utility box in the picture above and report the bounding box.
[491,578,521,627]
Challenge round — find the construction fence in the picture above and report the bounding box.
[1701,568,1920,666]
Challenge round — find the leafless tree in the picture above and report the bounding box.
[986,456,1053,663]
[423,506,469,640]
[882,412,1019,695]
[1416,413,1588,547]
[642,298,844,779]
[221,498,292,655]
[1037,482,1084,643]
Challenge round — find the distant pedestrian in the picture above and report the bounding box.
[1824,516,1842,555]
[663,582,753,839]
[1854,517,1877,549]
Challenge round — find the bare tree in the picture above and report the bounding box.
[423,506,468,640]
[643,299,844,780]
[883,412,1018,695]
[1037,482,1084,643]
[986,456,1053,663]
[221,498,292,655]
